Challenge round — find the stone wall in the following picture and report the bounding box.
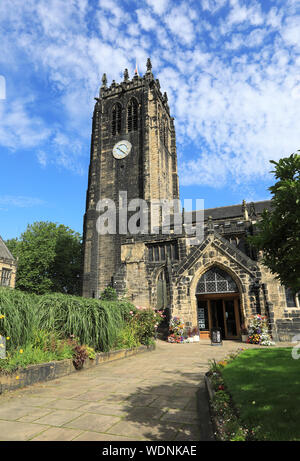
[82,70,179,298]
[0,259,17,289]
[171,236,260,330]
[120,241,150,307]
[276,310,300,341]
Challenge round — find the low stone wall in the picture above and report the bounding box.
[0,344,155,394]
[276,310,300,342]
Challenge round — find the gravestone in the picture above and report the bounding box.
[0,336,6,359]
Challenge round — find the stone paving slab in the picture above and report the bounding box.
[0,420,49,441]
[0,340,292,441]
[31,427,83,441]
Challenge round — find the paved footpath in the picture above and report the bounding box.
[0,340,291,441]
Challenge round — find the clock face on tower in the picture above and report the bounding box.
[112,140,132,159]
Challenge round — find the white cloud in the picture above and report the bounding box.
[280,15,300,48]
[145,0,169,15]
[164,4,196,45]
[201,0,227,13]
[0,99,50,150]
[225,0,264,29]
[0,195,46,207]
[136,9,157,31]
[1,0,300,191]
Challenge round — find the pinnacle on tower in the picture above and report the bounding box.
[101,73,107,88]
[242,200,249,221]
[146,57,152,72]
[124,68,129,82]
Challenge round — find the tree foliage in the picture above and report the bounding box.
[249,152,300,292]
[6,222,82,295]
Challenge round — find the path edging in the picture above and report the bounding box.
[0,343,155,394]
[204,372,218,440]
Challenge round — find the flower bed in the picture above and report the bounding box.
[0,288,161,373]
[206,350,259,441]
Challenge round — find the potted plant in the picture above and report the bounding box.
[192,326,200,342]
[241,325,248,342]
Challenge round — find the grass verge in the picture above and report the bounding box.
[220,347,300,441]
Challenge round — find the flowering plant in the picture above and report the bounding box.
[168,317,186,343]
[247,314,274,346]
[130,306,164,345]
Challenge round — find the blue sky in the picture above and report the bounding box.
[1,0,300,240]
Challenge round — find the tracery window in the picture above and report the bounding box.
[112,103,122,135]
[1,268,12,287]
[196,267,238,294]
[148,241,179,262]
[127,98,138,132]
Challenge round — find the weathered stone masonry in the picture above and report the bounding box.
[82,60,299,341]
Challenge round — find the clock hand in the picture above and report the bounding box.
[117,147,127,154]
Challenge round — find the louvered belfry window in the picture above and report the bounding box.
[112,103,122,135]
[127,98,138,132]
[196,268,238,294]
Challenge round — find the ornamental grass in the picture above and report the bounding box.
[0,287,134,352]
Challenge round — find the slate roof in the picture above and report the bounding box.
[185,200,272,223]
[0,236,15,262]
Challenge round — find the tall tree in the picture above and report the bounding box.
[6,222,82,295]
[249,152,300,292]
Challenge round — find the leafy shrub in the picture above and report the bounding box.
[84,345,96,360]
[100,286,118,301]
[131,307,164,346]
[113,324,140,350]
[0,340,74,373]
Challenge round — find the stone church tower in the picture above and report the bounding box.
[83,59,300,342]
[82,59,179,298]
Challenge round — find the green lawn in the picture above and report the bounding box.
[222,348,300,441]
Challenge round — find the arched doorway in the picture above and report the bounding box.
[196,267,242,340]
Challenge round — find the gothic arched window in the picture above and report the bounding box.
[156,270,169,310]
[112,103,122,135]
[196,267,238,294]
[127,98,138,132]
